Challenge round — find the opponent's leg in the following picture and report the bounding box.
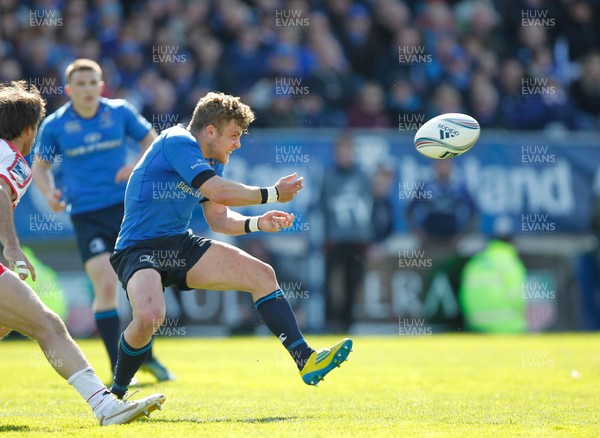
[0,269,164,424]
[112,269,165,398]
[186,241,352,384]
[0,269,89,379]
[86,253,121,371]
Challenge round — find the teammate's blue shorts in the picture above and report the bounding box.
[109,231,213,292]
[70,202,124,263]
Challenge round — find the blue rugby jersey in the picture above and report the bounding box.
[115,125,223,250]
[34,98,151,214]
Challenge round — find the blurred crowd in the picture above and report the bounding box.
[1,0,599,130]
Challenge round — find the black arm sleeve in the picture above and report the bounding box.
[191,169,217,190]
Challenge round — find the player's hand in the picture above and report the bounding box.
[3,245,36,281]
[115,163,135,182]
[274,173,303,203]
[258,211,295,233]
[46,189,66,212]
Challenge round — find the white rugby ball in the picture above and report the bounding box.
[414,113,480,159]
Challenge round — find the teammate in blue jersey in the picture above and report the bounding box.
[109,92,353,398]
[32,59,173,382]
[0,80,164,425]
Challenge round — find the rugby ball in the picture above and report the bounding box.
[414,113,480,159]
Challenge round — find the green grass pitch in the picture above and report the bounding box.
[0,334,599,437]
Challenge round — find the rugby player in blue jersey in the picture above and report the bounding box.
[108,91,352,398]
[32,59,173,382]
[0,80,164,425]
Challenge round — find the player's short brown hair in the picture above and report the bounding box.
[188,92,255,134]
[65,58,103,83]
[0,81,46,141]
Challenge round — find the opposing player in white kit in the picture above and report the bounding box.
[0,80,165,425]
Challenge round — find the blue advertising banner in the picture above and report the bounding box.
[15,129,600,242]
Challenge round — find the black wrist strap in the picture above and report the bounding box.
[260,188,268,204]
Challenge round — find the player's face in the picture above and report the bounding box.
[206,120,243,164]
[66,70,103,111]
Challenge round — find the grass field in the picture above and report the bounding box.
[0,334,599,437]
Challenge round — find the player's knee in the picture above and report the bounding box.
[257,261,276,282]
[253,261,278,289]
[94,278,117,300]
[134,307,165,334]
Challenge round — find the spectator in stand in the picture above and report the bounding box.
[260,94,302,128]
[224,26,270,95]
[571,51,600,128]
[498,58,550,129]
[306,13,354,116]
[338,3,383,81]
[1,0,598,130]
[562,0,598,61]
[467,74,503,129]
[347,82,391,128]
[426,83,465,119]
[387,77,423,122]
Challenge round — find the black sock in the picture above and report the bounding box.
[145,344,154,363]
[111,334,152,398]
[255,289,314,370]
[94,309,120,371]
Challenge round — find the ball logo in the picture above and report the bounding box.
[437,124,460,140]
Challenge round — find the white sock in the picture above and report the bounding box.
[68,367,114,413]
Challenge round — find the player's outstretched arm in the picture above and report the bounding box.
[198,173,303,207]
[0,180,35,280]
[31,158,65,211]
[202,201,294,235]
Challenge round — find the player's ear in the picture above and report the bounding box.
[99,81,105,95]
[65,83,71,97]
[205,124,216,138]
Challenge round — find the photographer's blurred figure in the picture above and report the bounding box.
[321,134,372,332]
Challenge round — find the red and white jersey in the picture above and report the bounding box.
[0,139,33,208]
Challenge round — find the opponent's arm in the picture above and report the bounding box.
[198,173,303,206]
[0,179,35,280]
[202,200,294,235]
[31,158,65,211]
